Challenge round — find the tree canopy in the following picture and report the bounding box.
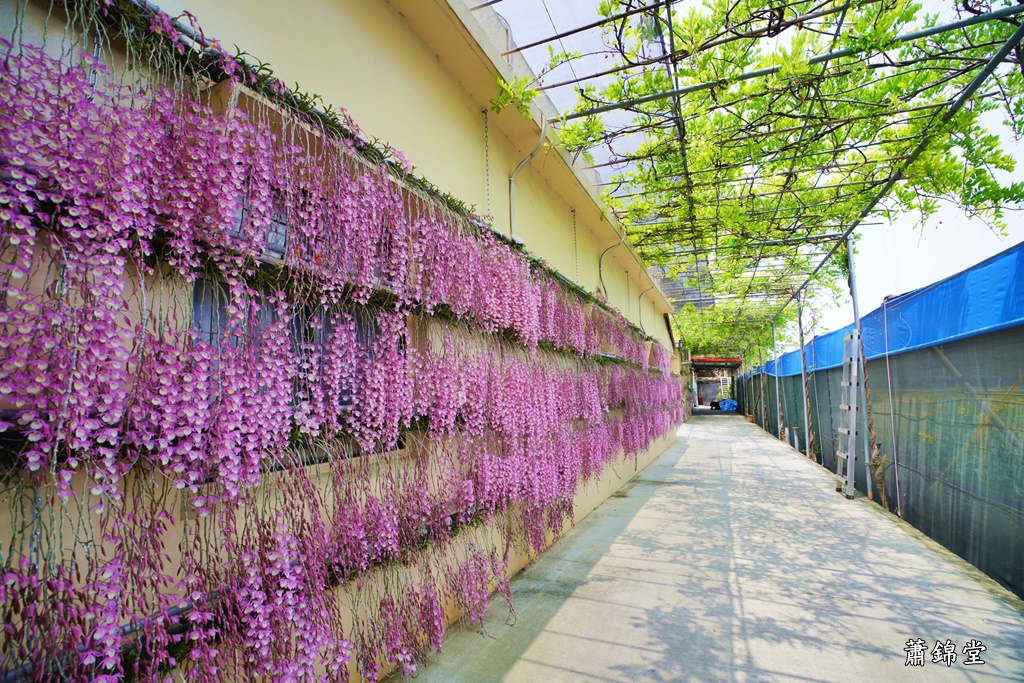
[548,0,1024,360]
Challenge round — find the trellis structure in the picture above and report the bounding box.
[488,0,1024,356]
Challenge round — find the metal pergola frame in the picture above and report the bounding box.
[495,1,1024,349]
[488,4,1024,477]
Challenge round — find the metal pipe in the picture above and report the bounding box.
[882,300,903,516]
[609,155,910,196]
[680,318,775,325]
[661,233,847,257]
[771,323,782,439]
[758,345,767,430]
[556,4,1024,123]
[598,229,625,299]
[797,292,812,457]
[618,177,888,205]
[593,131,934,177]
[638,284,656,334]
[509,116,547,239]
[847,232,874,501]
[469,0,503,10]
[500,1,670,57]
[633,222,881,240]
[809,341,825,465]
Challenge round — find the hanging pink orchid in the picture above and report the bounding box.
[0,32,684,683]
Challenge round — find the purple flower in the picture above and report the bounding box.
[148,11,176,37]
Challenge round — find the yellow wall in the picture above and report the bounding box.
[146,0,677,349]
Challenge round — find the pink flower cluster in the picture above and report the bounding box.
[652,343,672,375]
[406,324,684,548]
[0,41,685,682]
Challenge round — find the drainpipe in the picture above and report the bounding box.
[663,313,676,349]
[637,284,656,334]
[509,116,547,239]
[598,229,625,298]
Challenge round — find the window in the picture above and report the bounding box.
[336,307,379,414]
[192,278,231,348]
[192,279,277,349]
[262,209,289,260]
[229,177,305,263]
[290,304,380,417]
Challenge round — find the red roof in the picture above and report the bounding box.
[691,357,743,364]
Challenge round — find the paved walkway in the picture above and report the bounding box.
[414,414,1024,682]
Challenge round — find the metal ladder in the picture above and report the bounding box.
[836,329,861,499]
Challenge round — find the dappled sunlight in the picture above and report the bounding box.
[417,415,1024,683]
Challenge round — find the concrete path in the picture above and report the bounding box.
[413,414,1024,683]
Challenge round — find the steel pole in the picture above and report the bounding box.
[847,233,874,500]
[757,346,767,429]
[797,292,812,456]
[771,323,782,439]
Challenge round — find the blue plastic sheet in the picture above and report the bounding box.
[746,240,1024,377]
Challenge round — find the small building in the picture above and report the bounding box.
[691,357,743,407]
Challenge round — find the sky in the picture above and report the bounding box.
[808,201,1024,346]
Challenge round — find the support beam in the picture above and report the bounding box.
[882,301,905,516]
[847,233,874,501]
[778,19,1024,320]
[797,291,813,458]
[758,346,767,430]
[772,323,783,439]
[660,233,847,257]
[607,154,911,198]
[500,1,669,57]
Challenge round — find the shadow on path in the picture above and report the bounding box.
[409,415,1024,683]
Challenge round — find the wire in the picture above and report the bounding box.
[883,300,904,517]
[538,0,584,105]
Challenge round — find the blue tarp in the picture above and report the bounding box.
[746,240,1024,377]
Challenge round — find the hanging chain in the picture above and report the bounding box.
[483,110,491,215]
[626,270,631,318]
[572,209,578,283]
[85,26,102,100]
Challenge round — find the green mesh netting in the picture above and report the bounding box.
[738,325,1024,599]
